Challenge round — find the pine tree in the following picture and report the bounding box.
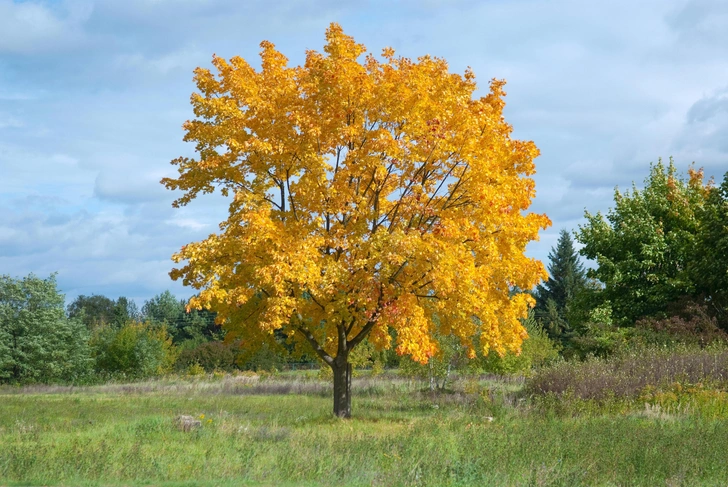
[535,229,587,343]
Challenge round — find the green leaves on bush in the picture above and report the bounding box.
[0,274,92,384]
[91,322,177,379]
[176,340,237,372]
[477,313,561,375]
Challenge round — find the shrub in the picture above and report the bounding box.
[242,343,288,372]
[0,274,92,384]
[176,341,236,372]
[91,321,177,379]
[633,301,727,348]
[568,322,632,359]
[526,346,728,401]
[478,319,561,375]
[185,362,206,377]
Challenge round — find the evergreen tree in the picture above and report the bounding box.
[535,229,587,343]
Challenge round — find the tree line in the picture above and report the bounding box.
[0,281,286,385]
[1,159,726,386]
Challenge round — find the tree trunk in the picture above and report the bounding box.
[331,358,352,418]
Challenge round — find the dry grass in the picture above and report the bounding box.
[526,346,728,400]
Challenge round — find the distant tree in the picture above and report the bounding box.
[576,159,709,325]
[142,290,180,324]
[113,297,140,326]
[0,274,91,384]
[534,229,586,344]
[67,294,116,329]
[693,172,728,328]
[142,291,222,346]
[68,294,140,329]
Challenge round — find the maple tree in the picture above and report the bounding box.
[163,24,550,417]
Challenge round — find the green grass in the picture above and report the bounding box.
[2,374,728,486]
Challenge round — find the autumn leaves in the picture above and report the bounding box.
[163,24,549,395]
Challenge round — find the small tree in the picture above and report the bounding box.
[534,229,586,344]
[163,24,550,417]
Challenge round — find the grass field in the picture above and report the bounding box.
[2,372,728,486]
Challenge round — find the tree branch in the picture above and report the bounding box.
[296,326,334,366]
[347,320,376,351]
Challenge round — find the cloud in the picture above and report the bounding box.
[112,45,207,77]
[671,87,728,178]
[93,167,169,204]
[0,0,92,54]
[667,0,728,45]
[0,113,23,128]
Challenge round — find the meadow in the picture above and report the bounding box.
[3,364,728,487]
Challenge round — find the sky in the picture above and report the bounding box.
[1,0,727,307]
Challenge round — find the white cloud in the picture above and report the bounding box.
[670,87,728,177]
[0,0,92,54]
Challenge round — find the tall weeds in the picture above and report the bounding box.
[526,345,728,400]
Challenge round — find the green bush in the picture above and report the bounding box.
[477,317,560,375]
[0,274,92,384]
[176,340,236,372]
[239,342,287,372]
[91,322,177,379]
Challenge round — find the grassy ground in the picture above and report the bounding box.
[2,373,728,486]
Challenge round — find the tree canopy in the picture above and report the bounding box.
[1,274,91,384]
[576,159,710,325]
[68,294,140,329]
[163,24,550,416]
[693,172,728,327]
[142,290,221,345]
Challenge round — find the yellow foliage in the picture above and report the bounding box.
[163,23,550,367]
